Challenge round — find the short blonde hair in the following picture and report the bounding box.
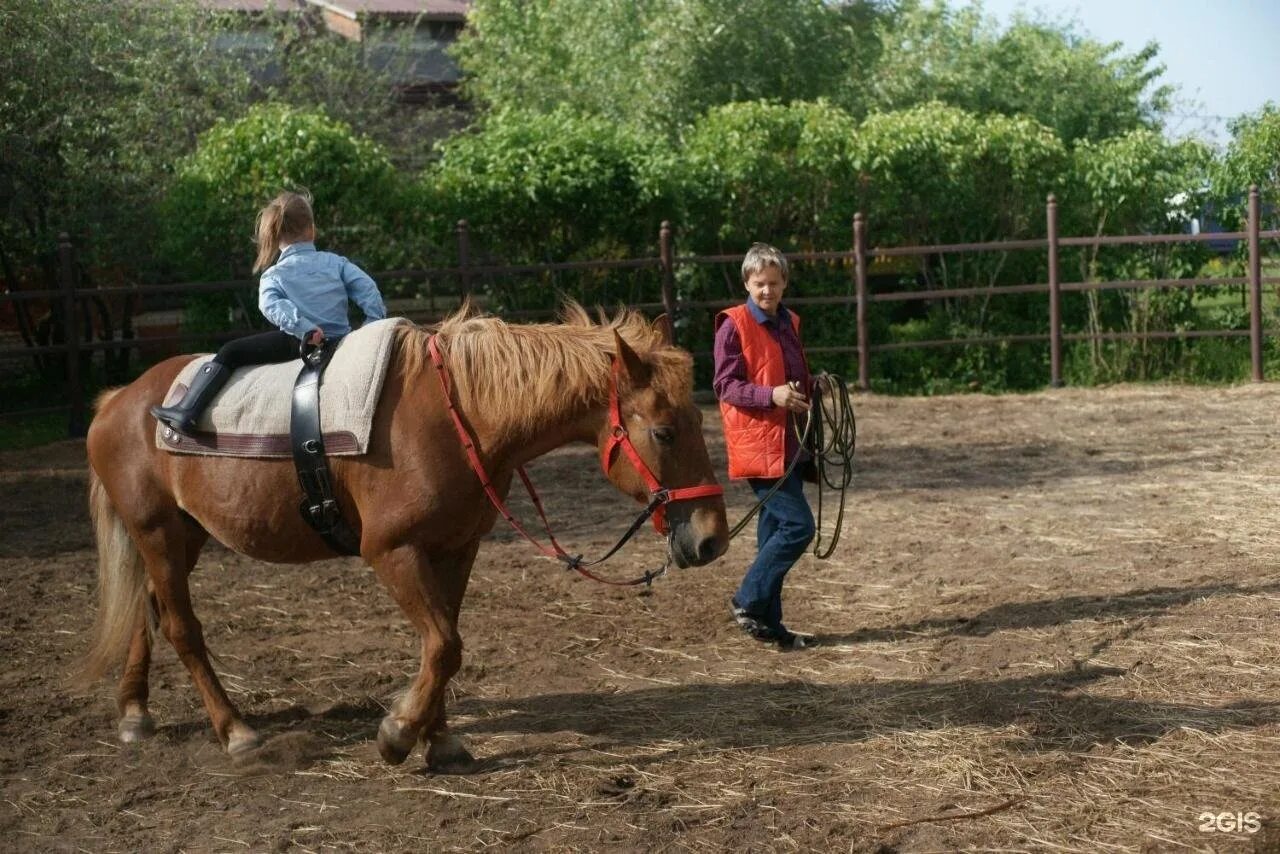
[741,242,789,283]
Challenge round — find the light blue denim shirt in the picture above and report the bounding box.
[258,242,386,340]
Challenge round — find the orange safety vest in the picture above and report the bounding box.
[715,304,807,480]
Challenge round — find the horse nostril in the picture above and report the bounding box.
[696,536,719,564]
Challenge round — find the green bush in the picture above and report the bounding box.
[162,104,408,283]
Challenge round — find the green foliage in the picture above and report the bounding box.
[863,1,1171,144]
[852,103,1066,246]
[425,107,663,258]
[457,0,1171,146]
[0,0,458,290]
[420,108,673,312]
[456,0,875,133]
[1066,130,1211,237]
[1213,103,1280,229]
[661,100,860,250]
[162,105,405,282]
[0,415,67,452]
[0,0,251,280]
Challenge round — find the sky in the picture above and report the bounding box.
[963,0,1280,147]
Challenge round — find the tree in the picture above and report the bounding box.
[1063,130,1212,378]
[454,0,877,134]
[1214,103,1280,229]
[0,0,251,285]
[661,100,861,253]
[422,107,664,301]
[0,0,460,290]
[163,105,402,282]
[860,1,1172,145]
[851,103,1066,249]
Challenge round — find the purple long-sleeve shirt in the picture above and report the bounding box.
[713,299,810,466]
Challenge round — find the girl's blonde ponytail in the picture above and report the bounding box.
[252,190,315,274]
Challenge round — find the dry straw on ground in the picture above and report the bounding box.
[2,383,1279,851]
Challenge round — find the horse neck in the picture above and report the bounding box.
[486,404,605,470]
[461,357,612,471]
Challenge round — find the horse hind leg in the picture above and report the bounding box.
[115,531,206,743]
[82,472,159,744]
[115,592,157,743]
[134,517,261,755]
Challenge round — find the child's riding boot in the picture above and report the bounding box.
[149,361,230,434]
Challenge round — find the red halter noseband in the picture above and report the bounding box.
[428,335,723,585]
[599,356,724,535]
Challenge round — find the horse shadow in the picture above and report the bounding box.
[156,578,1279,773]
[453,666,1280,768]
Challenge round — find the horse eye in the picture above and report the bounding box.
[651,426,676,445]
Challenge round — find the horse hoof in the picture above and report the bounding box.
[377,716,416,766]
[227,723,263,756]
[428,750,479,775]
[117,712,155,744]
[428,734,477,775]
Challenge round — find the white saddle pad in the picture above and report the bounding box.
[155,317,409,458]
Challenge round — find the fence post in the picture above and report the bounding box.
[1248,185,1263,382]
[659,220,676,321]
[853,213,869,391]
[58,233,86,437]
[1047,194,1062,388]
[455,219,471,299]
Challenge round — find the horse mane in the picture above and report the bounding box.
[393,302,693,439]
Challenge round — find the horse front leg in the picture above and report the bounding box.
[370,540,478,772]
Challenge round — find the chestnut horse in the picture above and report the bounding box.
[79,306,729,771]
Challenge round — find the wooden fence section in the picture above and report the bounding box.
[2,188,1278,436]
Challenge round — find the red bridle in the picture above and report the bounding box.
[599,357,724,535]
[428,335,723,585]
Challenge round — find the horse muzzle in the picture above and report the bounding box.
[667,506,729,569]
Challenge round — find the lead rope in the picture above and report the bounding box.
[726,373,855,559]
[429,335,697,588]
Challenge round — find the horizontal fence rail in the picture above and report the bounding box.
[2,189,1277,436]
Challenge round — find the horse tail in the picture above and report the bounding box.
[76,398,151,689]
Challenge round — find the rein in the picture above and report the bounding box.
[726,373,855,559]
[428,335,723,587]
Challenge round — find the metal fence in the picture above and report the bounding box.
[2,187,1277,437]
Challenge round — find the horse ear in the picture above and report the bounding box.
[612,330,651,387]
[652,313,674,346]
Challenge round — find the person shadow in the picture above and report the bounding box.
[450,577,1280,770]
[814,579,1280,645]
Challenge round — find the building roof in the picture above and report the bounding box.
[308,1,470,20]
[200,0,470,20]
[200,0,297,10]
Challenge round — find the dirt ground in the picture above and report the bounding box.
[4,384,1280,853]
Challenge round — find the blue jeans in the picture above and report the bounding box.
[733,467,815,630]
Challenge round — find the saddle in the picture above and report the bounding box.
[155,318,406,457]
[156,317,409,556]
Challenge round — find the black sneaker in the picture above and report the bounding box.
[775,627,816,650]
[730,603,779,642]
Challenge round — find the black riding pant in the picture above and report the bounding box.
[212,330,300,370]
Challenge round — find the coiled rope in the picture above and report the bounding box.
[726,373,856,559]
